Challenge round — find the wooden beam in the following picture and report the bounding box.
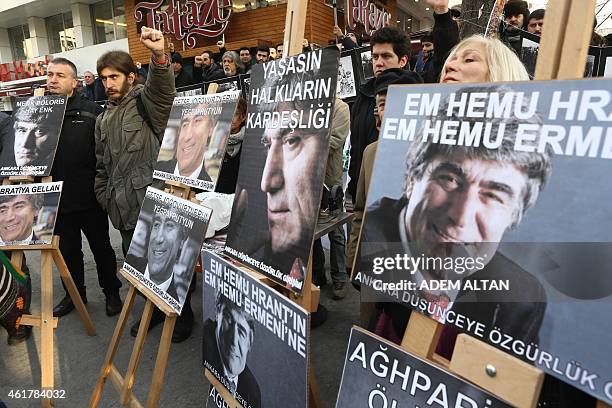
[450,335,544,408]
[401,312,443,360]
[556,0,596,80]
[534,0,572,79]
[283,0,308,56]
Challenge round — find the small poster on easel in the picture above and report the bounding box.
[202,251,309,408]
[124,187,212,314]
[356,79,612,403]
[0,181,62,246]
[337,327,512,408]
[0,95,66,176]
[153,91,240,191]
[224,47,340,294]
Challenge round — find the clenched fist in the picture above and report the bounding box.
[194,55,203,67]
[140,26,165,58]
[425,0,448,14]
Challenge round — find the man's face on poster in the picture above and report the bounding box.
[13,118,54,167]
[216,303,253,378]
[260,113,323,255]
[404,150,527,279]
[0,195,37,242]
[261,116,322,254]
[147,212,183,283]
[176,110,211,177]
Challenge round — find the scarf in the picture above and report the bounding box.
[225,126,245,158]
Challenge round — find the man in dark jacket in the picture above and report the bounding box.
[347,26,411,201]
[82,71,107,102]
[499,0,530,55]
[421,0,460,84]
[45,57,123,318]
[193,51,225,84]
[170,52,193,89]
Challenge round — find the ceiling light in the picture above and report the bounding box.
[425,7,430,10]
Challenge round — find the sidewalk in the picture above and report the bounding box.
[0,227,360,407]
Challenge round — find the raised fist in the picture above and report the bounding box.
[425,0,449,14]
[333,25,343,37]
[194,55,203,67]
[216,40,225,48]
[140,26,165,57]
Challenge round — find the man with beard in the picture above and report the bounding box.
[203,290,261,408]
[94,26,198,342]
[360,85,551,347]
[499,1,530,54]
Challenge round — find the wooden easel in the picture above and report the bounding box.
[2,172,96,408]
[90,82,218,407]
[398,1,612,408]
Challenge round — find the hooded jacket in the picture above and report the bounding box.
[94,57,175,230]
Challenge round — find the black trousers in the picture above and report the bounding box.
[54,207,121,295]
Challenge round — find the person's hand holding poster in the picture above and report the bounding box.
[124,187,212,314]
[153,91,240,191]
[355,79,612,403]
[0,96,66,176]
[224,48,340,294]
[0,182,63,246]
[202,251,309,408]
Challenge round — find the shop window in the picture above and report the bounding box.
[232,0,287,13]
[8,24,30,60]
[92,0,127,44]
[46,12,76,53]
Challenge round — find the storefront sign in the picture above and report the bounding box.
[346,0,391,35]
[0,56,50,82]
[134,0,232,48]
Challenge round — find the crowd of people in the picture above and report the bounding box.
[0,0,607,406]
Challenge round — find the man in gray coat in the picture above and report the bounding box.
[94,26,175,254]
[95,27,196,340]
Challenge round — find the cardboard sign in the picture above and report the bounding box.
[124,187,211,314]
[224,48,340,293]
[202,251,309,408]
[356,79,612,403]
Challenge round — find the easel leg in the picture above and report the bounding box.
[146,314,177,408]
[89,286,137,408]
[52,247,96,336]
[308,370,322,408]
[40,251,54,408]
[10,250,24,269]
[120,299,155,404]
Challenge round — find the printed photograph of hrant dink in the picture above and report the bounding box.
[224,48,340,294]
[202,251,309,408]
[357,80,612,403]
[0,182,63,246]
[124,187,212,314]
[153,91,240,191]
[0,95,66,177]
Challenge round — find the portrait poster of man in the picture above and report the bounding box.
[337,327,512,408]
[355,79,612,402]
[0,95,66,176]
[224,48,340,294]
[0,181,63,246]
[124,187,212,314]
[202,251,309,408]
[337,52,357,100]
[153,91,240,191]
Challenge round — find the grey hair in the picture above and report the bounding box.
[404,84,552,228]
[222,51,245,74]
